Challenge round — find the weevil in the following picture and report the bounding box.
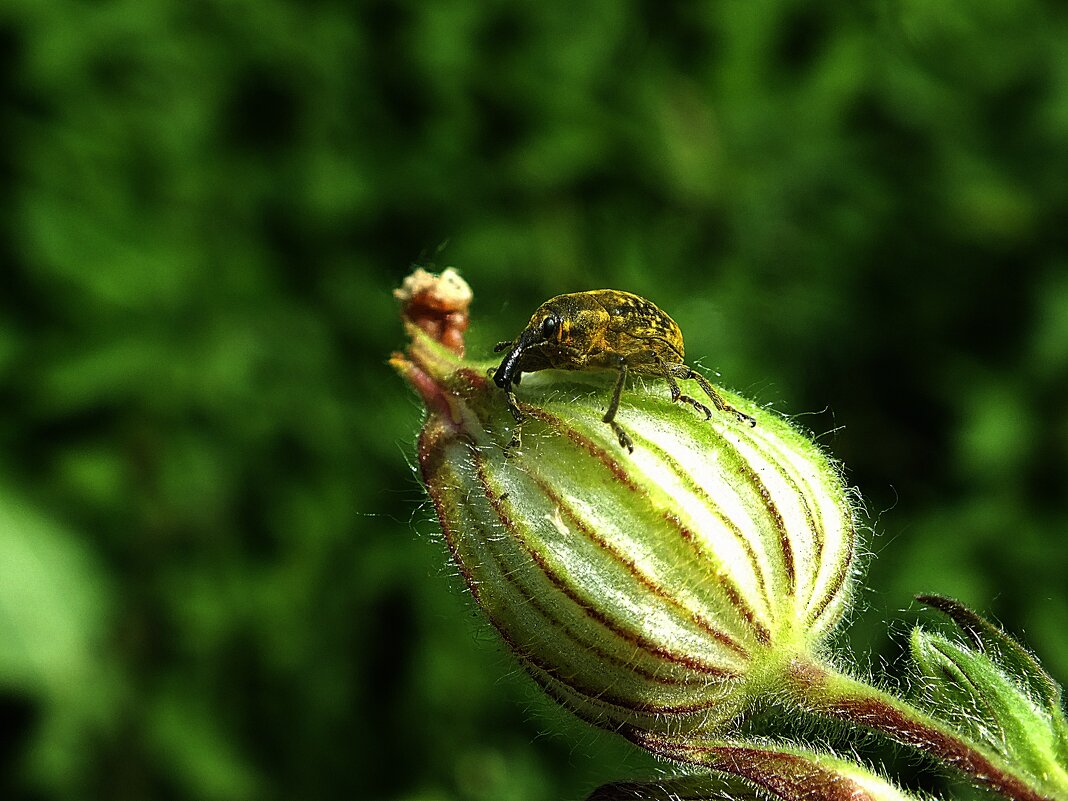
[492,290,755,452]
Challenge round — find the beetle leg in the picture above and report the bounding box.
[501,388,525,453]
[505,389,524,424]
[689,368,756,426]
[657,358,711,419]
[603,358,634,453]
[493,340,513,353]
[660,359,756,427]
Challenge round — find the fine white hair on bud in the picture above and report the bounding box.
[393,277,858,737]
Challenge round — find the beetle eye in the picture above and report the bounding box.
[541,315,558,339]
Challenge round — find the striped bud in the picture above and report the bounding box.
[394,312,857,737]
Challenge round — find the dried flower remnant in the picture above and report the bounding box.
[393,266,472,355]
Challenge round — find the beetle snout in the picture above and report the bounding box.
[493,343,526,389]
[492,360,512,389]
[493,330,537,389]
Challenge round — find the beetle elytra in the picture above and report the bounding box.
[492,290,754,452]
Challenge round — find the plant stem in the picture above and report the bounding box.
[784,657,1067,801]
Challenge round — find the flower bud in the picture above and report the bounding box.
[393,280,857,737]
[910,627,1068,791]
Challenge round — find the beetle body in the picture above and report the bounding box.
[493,290,753,452]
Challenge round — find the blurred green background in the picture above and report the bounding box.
[1,1,1066,799]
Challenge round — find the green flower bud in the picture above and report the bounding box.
[910,628,1068,793]
[394,290,858,737]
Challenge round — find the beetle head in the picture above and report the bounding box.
[492,311,561,389]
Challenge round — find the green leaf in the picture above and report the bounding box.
[917,595,1063,712]
[0,483,117,791]
[916,595,1068,764]
[910,628,1068,795]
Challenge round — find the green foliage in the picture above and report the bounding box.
[0,1,1065,799]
